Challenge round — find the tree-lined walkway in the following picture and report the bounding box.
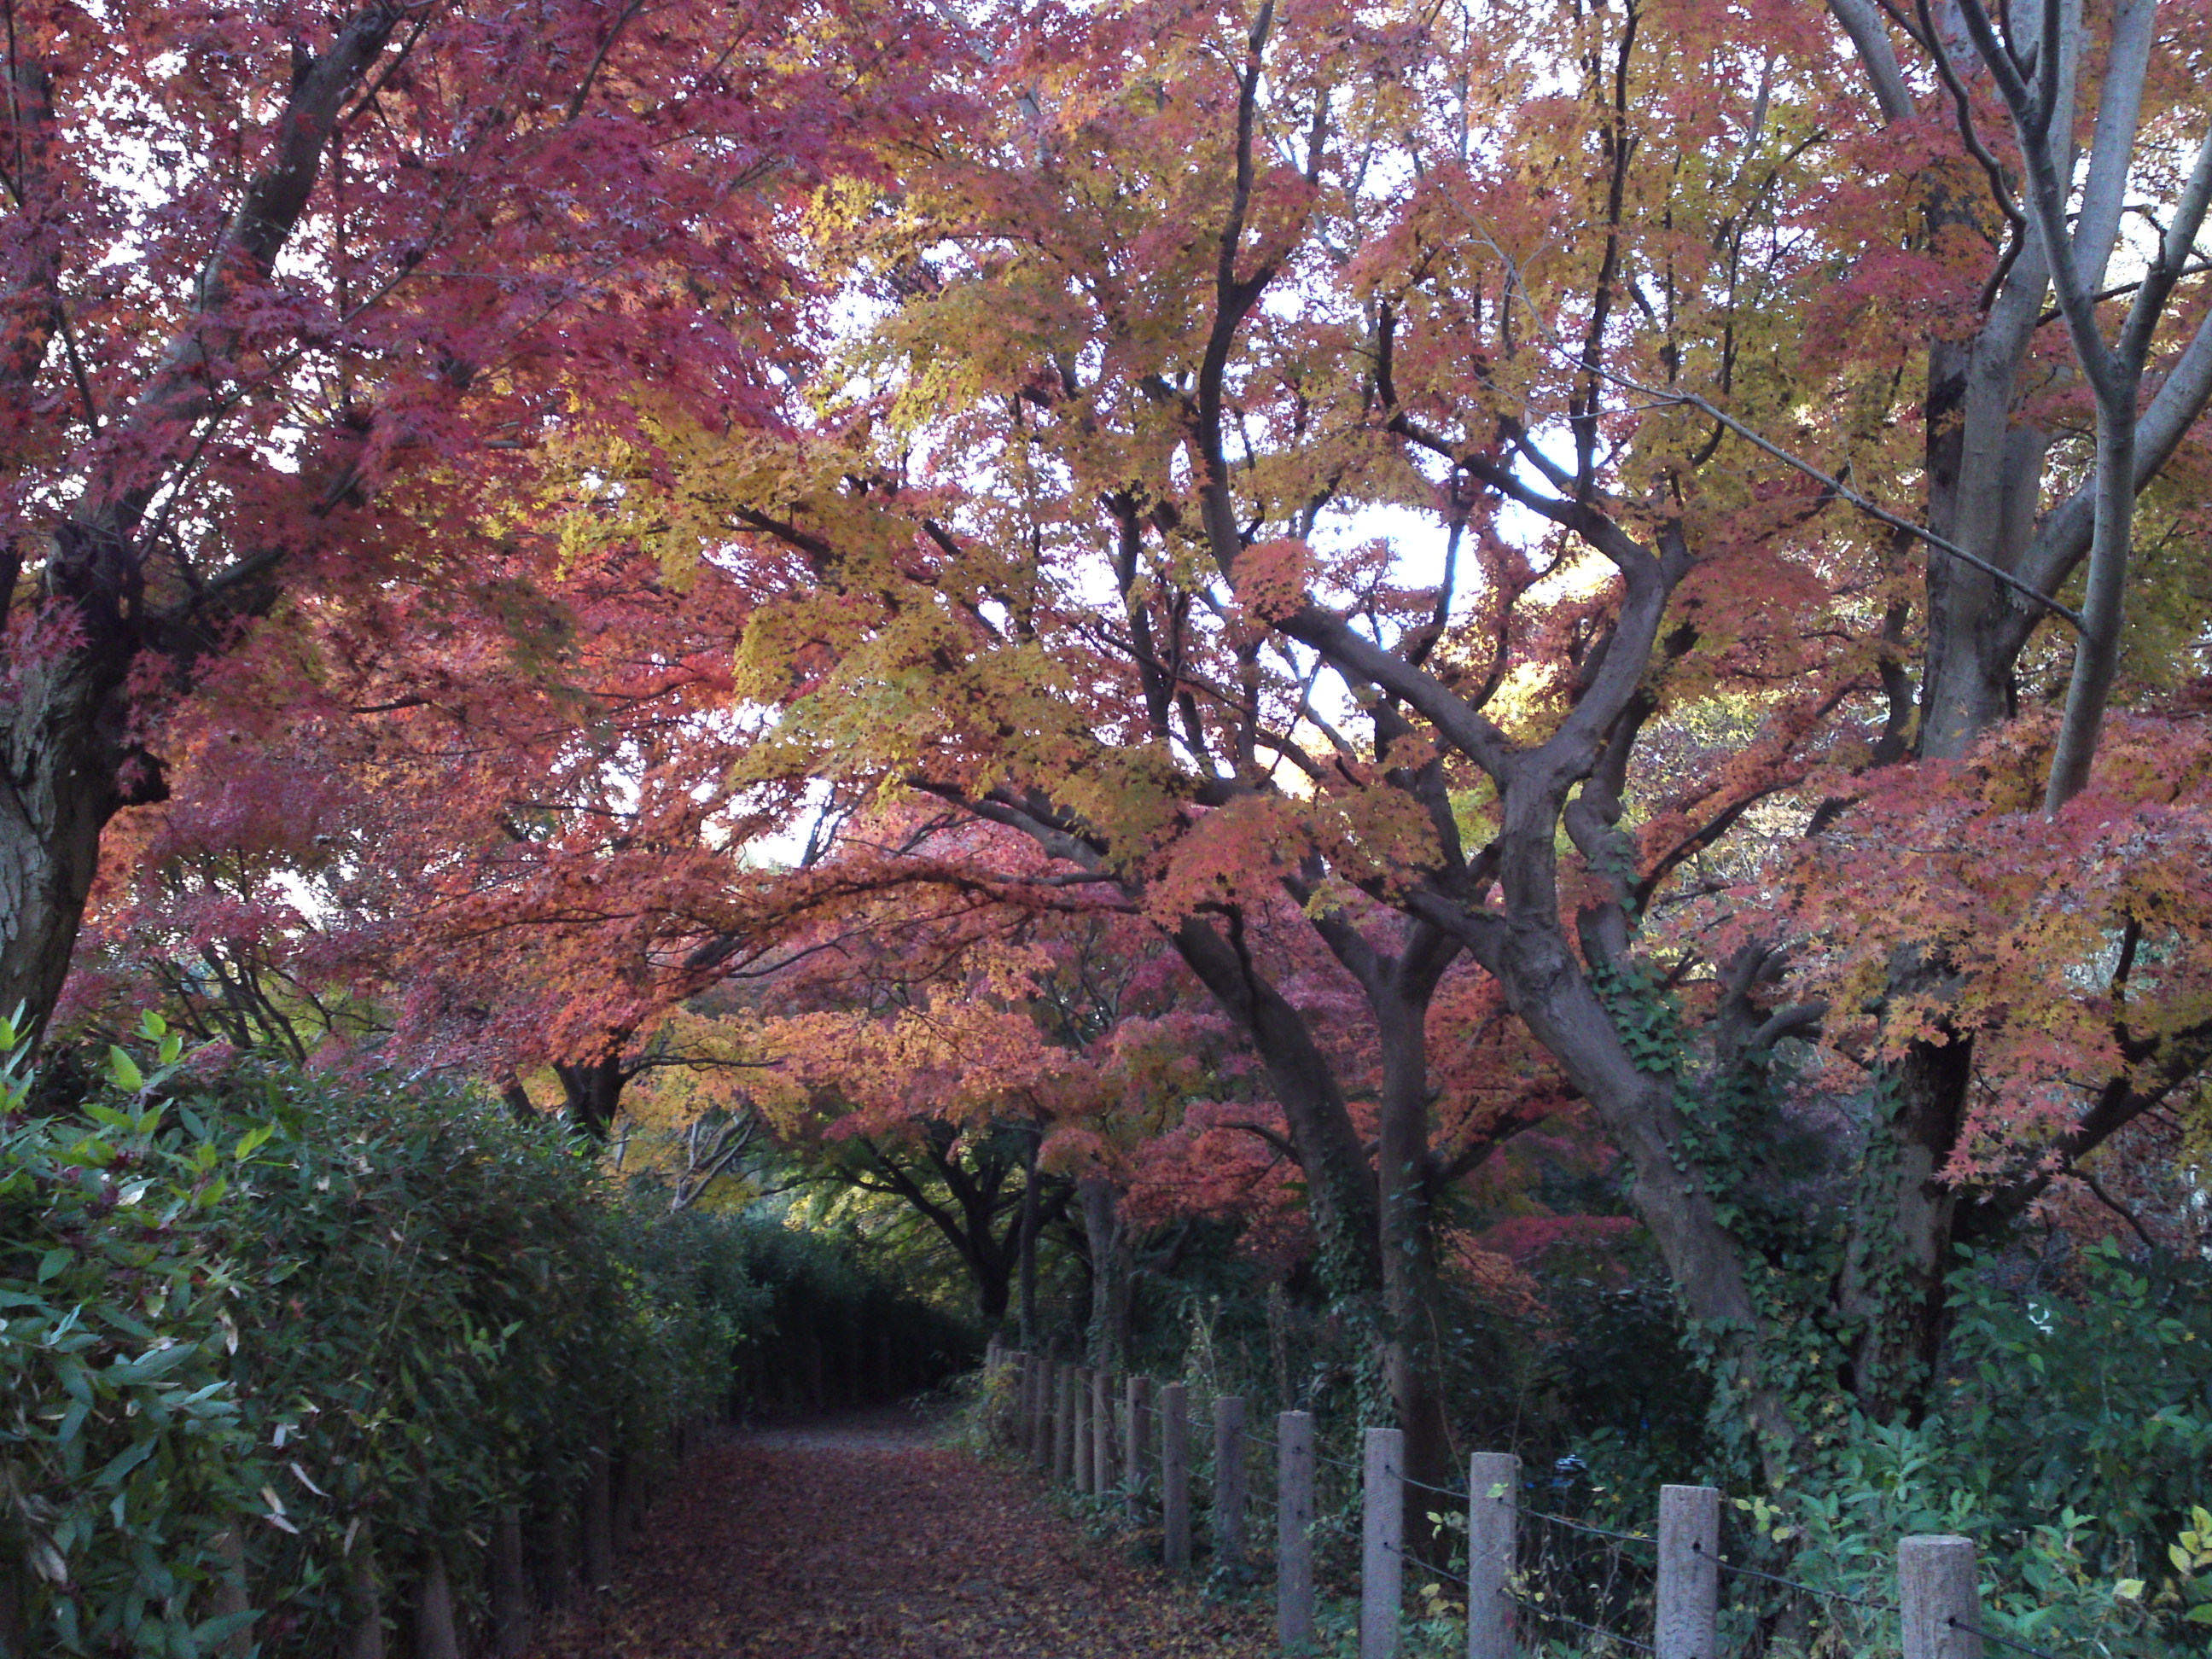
[527,1407,1278,1658]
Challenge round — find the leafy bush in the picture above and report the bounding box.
[1713,1241,2212,1656]
[0,1017,746,1657]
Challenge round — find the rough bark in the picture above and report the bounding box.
[0,10,403,1036]
[1837,1029,1972,1421]
[1079,1178,1135,1372]
[1168,914,1383,1298]
[0,555,162,1033]
[554,1051,630,1142]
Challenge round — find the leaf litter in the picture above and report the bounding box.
[527,1412,1280,1657]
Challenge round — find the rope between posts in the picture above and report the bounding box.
[1691,1540,1899,1616]
[1949,1616,2072,1659]
[1499,1586,1657,1654]
[1523,1507,1657,1550]
[1383,1541,1470,1586]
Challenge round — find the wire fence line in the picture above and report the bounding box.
[1952,1617,2072,1659]
[1383,1540,1470,1587]
[987,1347,2091,1659]
[1402,1472,1469,1504]
[1500,1584,1658,1654]
[1694,1537,1898,1616]
[1528,1506,1657,1551]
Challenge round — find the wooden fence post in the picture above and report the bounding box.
[583,1447,614,1590]
[1074,1368,1096,1494]
[1091,1369,1116,1493]
[1361,1426,1405,1659]
[1054,1363,1077,1482]
[415,1545,463,1659]
[492,1511,532,1659]
[209,1528,252,1659]
[984,1336,1004,1441]
[1657,1484,1720,1659]
[1277,1410,1316,1653]
[1901,1535,1982,1659]
[1466,1452,1518,1659]
[344,1528,385,1659]
[614,1448,646,1555]
[1028,1356,1049,1469]
[1125,1376,1152,1512]
[1214,1394,1248,1574]
[1161,1381,1191,1570]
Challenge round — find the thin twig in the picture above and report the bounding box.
[1499,1586,1657,1653]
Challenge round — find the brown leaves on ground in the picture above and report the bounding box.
[527,1411,1278,1658]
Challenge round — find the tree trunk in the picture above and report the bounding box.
[615,1448,647,1555]
[1170,915,1383,1299]
[1487,918,1801,1476]
[530,1451,573,1613]
[1079,1178,1135,1372]
[554,1052,627,1141]
[1837,1030,1973,1422]
[1016,1123,1042,1347]
[2043,405,2137,806]
[974,1246,1014,1324]
[1371,963,1458,1547]
[0,597,154,1039]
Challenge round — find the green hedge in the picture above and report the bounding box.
[0,1016,735,1657]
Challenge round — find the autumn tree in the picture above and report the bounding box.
[0,0,937,1036]
[65,533,821,1143]
[611,0,2212,1488]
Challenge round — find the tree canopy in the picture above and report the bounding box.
[14,0,2212,1633]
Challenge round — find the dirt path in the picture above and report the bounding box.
[526,1405,1280,1658]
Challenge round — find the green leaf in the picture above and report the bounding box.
[94,1439,158,1487]
[107,1045,143,1092]
[191,1610,259,1646]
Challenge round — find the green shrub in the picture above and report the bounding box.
[0,1016,742,1657]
